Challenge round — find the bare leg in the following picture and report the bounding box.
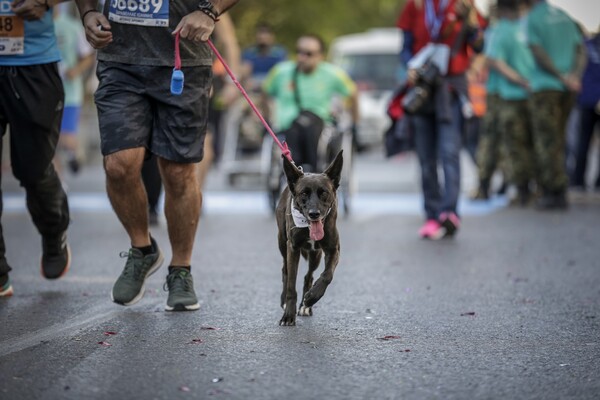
[197,131,214,192]
[159,159,201,266]
[104,148,150,248]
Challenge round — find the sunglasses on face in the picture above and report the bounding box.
[296,49,320,57]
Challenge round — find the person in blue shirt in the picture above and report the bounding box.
[0,0,71,297]
[570,30,600,191]
[241,23,288,91]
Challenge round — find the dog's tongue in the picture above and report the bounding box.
[309,220,324,241]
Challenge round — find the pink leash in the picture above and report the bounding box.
[173,34,292,162]
[173,33,292,162]
[205,39,292,162]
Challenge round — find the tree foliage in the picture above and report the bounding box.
[228,0,407,52]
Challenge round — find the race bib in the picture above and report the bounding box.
[0,0,25,55]
[108,0,168,27]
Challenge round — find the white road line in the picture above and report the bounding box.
[0,304,121,358]
[2,192,508,216]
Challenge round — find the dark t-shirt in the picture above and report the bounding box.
[98,0,212,67]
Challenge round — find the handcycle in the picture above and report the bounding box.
[264,117,355,216]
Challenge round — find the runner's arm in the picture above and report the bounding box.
[75,0,113,49]
[11,0,69,21]
[173,0,240,43]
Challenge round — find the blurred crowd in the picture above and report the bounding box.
[463,0,599,206]
[3,0,598,216]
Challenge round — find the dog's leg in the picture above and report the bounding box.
[280,263,287,309]
[280,245,300,326]
[303,246,339,308]
[298,250,321,317]
[279,232,288,309]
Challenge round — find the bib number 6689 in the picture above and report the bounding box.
[110,0,163,14]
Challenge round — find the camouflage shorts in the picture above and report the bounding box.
[95,61,212,163]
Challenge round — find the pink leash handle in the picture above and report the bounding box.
[174,32,182,70]
[206,39,293,163]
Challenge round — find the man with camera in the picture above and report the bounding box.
[397,0,484,239]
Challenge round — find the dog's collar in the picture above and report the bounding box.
[290,197,331,228]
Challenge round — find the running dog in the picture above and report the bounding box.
[276,150,343,326]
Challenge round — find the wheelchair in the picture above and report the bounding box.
[264,118,355,216]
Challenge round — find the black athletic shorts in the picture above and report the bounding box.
[95,61,212,163]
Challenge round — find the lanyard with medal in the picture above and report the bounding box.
[424,0,449,41]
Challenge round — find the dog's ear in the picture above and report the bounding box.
[282,155,303,194]
[323,150,343,190]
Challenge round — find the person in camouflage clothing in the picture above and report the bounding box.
[487,0,537,205]
[526,0,586,209]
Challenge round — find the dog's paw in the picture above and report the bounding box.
[297,306,312,317]
[303,289,322,308]
[304,278,331,307]
[279,314,296,326]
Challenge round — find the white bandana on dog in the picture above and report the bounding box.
[291,198,309,228]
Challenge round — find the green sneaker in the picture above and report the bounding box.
[0,275,13,297]
[111,238,164,306]
[164,268,200,311]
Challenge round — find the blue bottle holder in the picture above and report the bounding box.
[171,69,184,95]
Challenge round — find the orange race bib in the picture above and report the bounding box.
[0,0,24,55]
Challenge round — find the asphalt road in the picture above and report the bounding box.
[1,147,599,400]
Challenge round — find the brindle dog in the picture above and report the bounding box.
[276,150,343,326]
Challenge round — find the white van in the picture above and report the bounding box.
[329,28,405,149]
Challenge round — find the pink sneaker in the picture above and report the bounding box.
[418,219,445,240]
[439,212,460,236]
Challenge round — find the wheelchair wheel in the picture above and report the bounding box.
[339,130,355,216]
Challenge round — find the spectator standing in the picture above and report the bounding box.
[569,29,600,191]
[486,0,537,205]
[526,0,586,209]
[75,0,240,311]
[241,22,288,90]
[0,0,72,297]
[470,16,504,200]
[397,0,485,239]
[53,3,95,177]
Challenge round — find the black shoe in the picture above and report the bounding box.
[536,192,568,210]
[41,232,71,279]
[517,185,532,207]
[67,157,81,175]
[149,210,159,226]
[496,181,508,195]
[470,187,489,201]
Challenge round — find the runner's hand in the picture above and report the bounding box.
[407,69,419,86]
[82,12,112,49]
[11,0,47,21]
[172,11,215,43]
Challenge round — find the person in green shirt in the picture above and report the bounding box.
[262,34,359,172]
[487,0,536,205]
[526,0,586,209]
[471,16,505,201]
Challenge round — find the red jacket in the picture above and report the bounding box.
[397,0,485,76]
